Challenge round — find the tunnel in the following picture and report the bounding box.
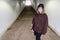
[0,0,60,40]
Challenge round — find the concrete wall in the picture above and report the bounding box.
[31,0,37,11]
[0,0,25,39]
[45,0,60,37]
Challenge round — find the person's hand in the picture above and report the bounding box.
[32,29,34,33]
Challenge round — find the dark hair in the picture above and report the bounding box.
[37,4,44,9]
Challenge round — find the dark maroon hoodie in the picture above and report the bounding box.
[32,13,48,35]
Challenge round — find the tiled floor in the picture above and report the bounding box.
[1,6,60,40]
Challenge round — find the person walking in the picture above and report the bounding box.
[32,4,48,40]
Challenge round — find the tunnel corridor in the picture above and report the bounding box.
[1,6,60,40]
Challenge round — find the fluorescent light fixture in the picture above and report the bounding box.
[16,2,19,7]
[25,0,31,6]
[23,1,26,4]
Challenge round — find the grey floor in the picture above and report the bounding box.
[1,6,60,40]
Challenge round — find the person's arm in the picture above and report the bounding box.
[32,15,35,30]
[43,15,48,35]
[32,17,34,30]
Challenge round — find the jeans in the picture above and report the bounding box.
[34,32,42,40]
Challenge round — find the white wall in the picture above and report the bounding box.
[45,0,60,36]
[31,0,37,11]
[0,0,25,39]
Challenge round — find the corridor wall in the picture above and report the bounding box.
[0,0,25,39]
[45,0,60,37]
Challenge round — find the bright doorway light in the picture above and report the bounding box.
[25,0,32,6]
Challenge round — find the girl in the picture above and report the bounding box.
[32,4,48,40]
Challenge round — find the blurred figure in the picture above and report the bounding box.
[32,4,48,40]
